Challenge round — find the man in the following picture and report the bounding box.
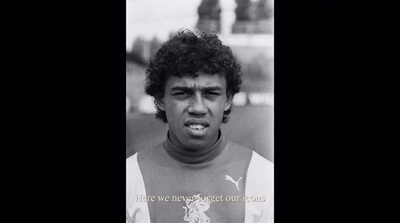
[126,29,273,223]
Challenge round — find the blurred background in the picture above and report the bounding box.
[126,0,274,162]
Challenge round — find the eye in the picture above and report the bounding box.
[204,91,220,96]
[172,91,190,96]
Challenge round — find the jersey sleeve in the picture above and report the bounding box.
[126,153,151,223]
[245,151,274,223]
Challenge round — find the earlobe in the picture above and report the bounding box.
[155,97,165,111]
[224,94,233,111]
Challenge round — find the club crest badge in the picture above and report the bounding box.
[182,194,211,223]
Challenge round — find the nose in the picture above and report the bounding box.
[187,93,207,115]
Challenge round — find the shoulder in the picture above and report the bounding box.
[248,151,273,181]
[132,143,164,163]
[246,150,274,195]
[225,140,273,170]
[126,154,152,222]
[215,140,253,166]
[249,151,273,173]
[126,153,140,183]
[126,153,141,201]
[225,140,253,156]
[126,152,138,168]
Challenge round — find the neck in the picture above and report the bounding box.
[163,130,227,164]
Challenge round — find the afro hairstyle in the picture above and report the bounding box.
[144,29,242,123]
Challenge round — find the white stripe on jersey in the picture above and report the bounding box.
[126,153,151,223]
[245,151,274,223]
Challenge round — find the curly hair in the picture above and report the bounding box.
[145,29,242,123]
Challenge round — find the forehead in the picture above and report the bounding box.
[165,72,227,89]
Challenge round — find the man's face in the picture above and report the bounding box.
[158,72,232,150]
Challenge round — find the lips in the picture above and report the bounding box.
[184,119,210,128]
[188,124,205,130]
[184,119,210,136]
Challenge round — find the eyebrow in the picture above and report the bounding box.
[170,86,223,92]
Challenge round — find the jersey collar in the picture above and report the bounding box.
[163,130,227,164]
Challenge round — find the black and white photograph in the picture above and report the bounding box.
[10,1,394,222]
[126,0,274,222]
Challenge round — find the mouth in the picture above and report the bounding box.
[184,120,209,136]
[188,124,206,130]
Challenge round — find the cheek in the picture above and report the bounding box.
[165,102,184,119]
[210,102,226,115]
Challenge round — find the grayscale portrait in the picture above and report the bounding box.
[126,0,274,222]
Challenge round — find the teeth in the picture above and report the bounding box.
[189,124,205,130]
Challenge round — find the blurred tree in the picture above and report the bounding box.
[149,36,162,60]
[232,0,273,33]
[196,0,221,33]
[168,31,176,40]
[234,0,252,21]
[257,0,273,19]
[126,37,146,65]
[132,37,145,56]
[197,0,221,20]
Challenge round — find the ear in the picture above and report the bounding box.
[155,96,165,111]
[224,92,233,111]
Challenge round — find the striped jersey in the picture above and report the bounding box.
[126,134,273,223]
